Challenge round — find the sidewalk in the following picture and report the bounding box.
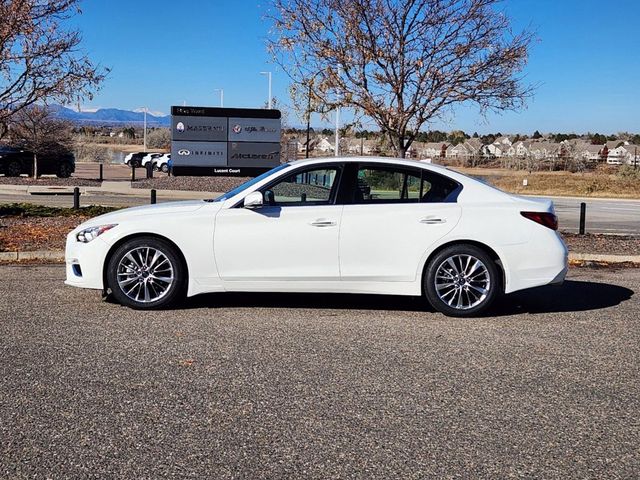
[0,181,221,200]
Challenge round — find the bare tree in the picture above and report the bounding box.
[268,0,534,157]
[0,0,107,130]
[9,105,72,177]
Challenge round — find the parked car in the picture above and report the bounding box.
[153,153,171,173]
[0,144,75,178]
[65,157,568,317]
[123,152,147,167]
[141,153,163,168]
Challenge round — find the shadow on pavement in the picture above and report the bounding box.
[491,280,634,316]
[183,280,633,315]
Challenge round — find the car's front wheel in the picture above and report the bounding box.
[424,245,499,317]
[106,236,186,309]
[160,164,169,173]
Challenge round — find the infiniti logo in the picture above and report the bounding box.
[178,149,191,156]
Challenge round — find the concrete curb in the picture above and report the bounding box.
[569,253,640,264]
[0,250,65,262]
[1,250,638,265]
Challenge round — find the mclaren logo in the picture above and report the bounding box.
[178,149,191,156]
[230,152,279,160]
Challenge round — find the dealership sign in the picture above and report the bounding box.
[170,106,281,176]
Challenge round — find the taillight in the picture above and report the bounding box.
[521,211,558,230]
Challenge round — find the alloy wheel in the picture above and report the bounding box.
[116,247,174,303]
[434,254,491,310]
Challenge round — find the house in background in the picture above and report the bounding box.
[315,137,335,153]
[607,144,639,165]
[528,142,561,160]
[506,141,532,158]
[420,142,450,159]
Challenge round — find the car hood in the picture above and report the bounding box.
[77,200,211,228]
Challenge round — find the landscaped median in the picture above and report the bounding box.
[1,202,638,267]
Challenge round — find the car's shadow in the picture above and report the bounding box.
[182,280,633,316]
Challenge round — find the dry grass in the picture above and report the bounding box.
[453,167,640,198]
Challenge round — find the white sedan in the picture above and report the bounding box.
[65,157,567,317]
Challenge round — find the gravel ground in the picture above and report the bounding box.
[562,233,640,255]
[0,175,100,187]
[132,175,250,193]
[0,265,638,479]
[0,216,85,251]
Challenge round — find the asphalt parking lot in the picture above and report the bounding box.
[1,265,638,479]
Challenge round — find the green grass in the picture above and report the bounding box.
[0,203,119,218]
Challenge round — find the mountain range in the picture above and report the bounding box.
[50,105,170,126]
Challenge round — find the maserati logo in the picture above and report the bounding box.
[176,122,185,132]
[177,149,190,156]
[233,124,242,134]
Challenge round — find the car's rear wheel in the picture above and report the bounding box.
[152,164,159,171]
[106,236,186,309]
[424,245,499,317]
[56,162,73,178]
[5,160,21,177]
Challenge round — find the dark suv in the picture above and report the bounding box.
[0,144,75,178]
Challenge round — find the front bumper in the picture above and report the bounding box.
[65,232,111,290]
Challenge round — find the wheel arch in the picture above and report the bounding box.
[421,239,506,294]
[102,232,189,292]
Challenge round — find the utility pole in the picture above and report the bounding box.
[260,71,272,109]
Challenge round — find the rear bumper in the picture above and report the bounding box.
[503,230,568,294]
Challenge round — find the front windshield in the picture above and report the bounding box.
[209,163,290,202]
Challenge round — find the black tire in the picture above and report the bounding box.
[106,236,186,309]
[5,160,22,177]
[160,164,169,173]
[152,164,159,172]
[424,244,500,317]
[56,162,73,178]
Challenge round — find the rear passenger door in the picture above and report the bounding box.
[339,163,462,282]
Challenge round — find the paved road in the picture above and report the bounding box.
[1,265,638,478]
[541,196,640,235]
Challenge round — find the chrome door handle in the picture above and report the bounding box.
[420,217,446,224]
[310,220,336,227]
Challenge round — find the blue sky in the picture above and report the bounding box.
[74,0,639,134]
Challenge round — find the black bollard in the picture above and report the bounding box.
[73,187,80,209]
[99,163,104,182]
[150,189,157,205]
[579,202,586,235]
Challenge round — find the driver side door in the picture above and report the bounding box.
[214,164,344,282]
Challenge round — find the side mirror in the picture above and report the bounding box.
[244,191,264,208]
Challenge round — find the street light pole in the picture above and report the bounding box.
[260,71,272,109]
[140,106,147,152]
[306,83,312,158]
[214,89,224,107]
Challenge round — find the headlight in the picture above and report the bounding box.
[76,224,117,243]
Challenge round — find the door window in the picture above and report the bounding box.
[354,165,459,203]
[264,167,340,206]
